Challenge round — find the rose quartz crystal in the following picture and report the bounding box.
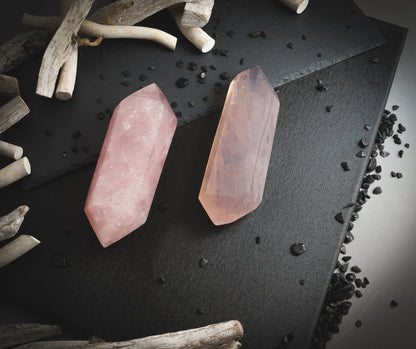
[199,66,280,225]
[85,84,177,247]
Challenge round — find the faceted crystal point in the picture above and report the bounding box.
[199,66,280,225]
[85,84,177,247]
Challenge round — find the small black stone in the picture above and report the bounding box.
[291,243,306,256]
[44,129,53,137]
[187,62,198,71]
[219,72,230,80]
[317,53,322,58]
[355,279,362,288]
[61,152,68,159]
[301,34,307,40]
[339,263,349,273]
[198,258,208,268]
[344,231,354,244]
[71,145,79,154]
[361,183,370,190]
[341,162,350,171]
[188,100,196,107]
[175,60,184,68]
[99,73,104,80]
[196,308,205,315]
[399,150,404,158]
[335,212,345,224]
[405,143,410,148]
[239,57,245,65]
[351,266,361,273]
[370,57,380,64]
[139,74,147,81]
[342,256,352,262]
[391,171,397,177]
[121,70,131,77]
[226,30,236,38]
[372,187,382,195]
[71,131,82,140]
[175,111,182,118]
[121,80,129,87]
[249,31,261,37]
[393,134,402,145]
[356,150,366,158]
[97,112,105,120]
[202,96,208,102]
[299,279,305,286]
[392,105,399,110]
[380,150,390,158]
[81,146,89,153]
[364,124,371,131]
[390,300,399,308]
[176,77,189,88]
[158,276,165,284]
[220,49,229,57]
[215,86,223,95]
[367,157,377,172]
[359,138,369,148]
[255,236,260,244]
[355,290,363,298]
[340,245,346,254]
[397,172,403,179]
[355,320,362,328]
[326,105,333,112]
[398,123,406,132]
[346,273,356,282]
[286,42,294,49]
[148,66,156,71]
[260,31,266,38]
[372,174,381,180]
[170,101,178,108]
[375,165,382,173]
[363,277,370,285]
[105,108,111,114]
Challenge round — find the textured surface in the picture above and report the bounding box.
[0,0,384,189]
[199,67,280,225]
[0,20,406,349]
[85,84,177,247]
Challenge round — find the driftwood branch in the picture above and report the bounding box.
[170,4,214,53]
[0,323,62,349]
[0,234,40,269]
[0,140,23,160]
[36,0,95,98]
[0,157,31,189]
[0,205,29,242]
[0,74,20,97]
[280,0,309,14]
[15,321,243,349]
[89,0,214,28]
[0,30,50,74]
[0,95,30,134]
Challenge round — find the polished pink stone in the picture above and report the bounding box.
[85,84,177,247]
[199,66,280,225]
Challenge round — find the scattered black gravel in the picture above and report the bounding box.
[390,300,399,308]
[367,157,377,172]
[139,74,147,81]
[71,131,82,140]
[351,266,361,273]
[341,162,350,171]
[175,111,182,118]
[121,80,129,87]
[393,134,402,145]
[239,58,245,65]
[148,66,156,71]
[355,320,362,328]
[255,236,260,244]
[170,101,177,108]
[302,34,307,40]
[219,72,231,80]
[398,123,406,132]
[375,165,382,173]
[175,60,184,68]
[97,112,105,120]
[356,151,366,158]
[372,186,382,195]
[202,96,208,102]
[359,138,369,148]
[220,49,229,57]
[342,256,352,262]
[61,152,68,159]
[405,143,409,148]
[286,42,294,49]
[335,213,345,224]
[344,231,354,244]
[198,258,208,268]
[188,100,196,107]
[397,172,403,179]
[121,70,131,77]
[196,308,205,315]
[370,57,380,63]
[187,62,198,71]
[326,105,333,112]
[158,276,165,284]
[398,150,404,158]
[291,243,306,256]
[392,105,399,111]
[299,279,305,286]
[391,171,397,177]
[226,30,236,38]
[315,79,329,92]
[364,124,372,131]
[176,77,189,88]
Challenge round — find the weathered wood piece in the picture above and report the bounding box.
[14,321,243,349]
[0,95,30,134]
[280,0,309,14]
[0,140,23,160]
[170,4,215,52]
[0,205,29,242]
[0,323,61,348]
[36,0,95,98]
[0,235,40,269]
[0,74,20,97]
[0,157,31,189]
[89,0,214,28]
[0,30,50,74]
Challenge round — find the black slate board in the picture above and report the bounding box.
[0,0,384,189]
[0,19,407,348]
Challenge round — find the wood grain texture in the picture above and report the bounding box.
[0,74,20,97]
[0,19,407,349]
[0,323,62,348]
[0,96,30,134]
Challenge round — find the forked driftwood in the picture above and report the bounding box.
[0,74,20,97]
[0,323,62,349]
[15,321,243,349]
[280,0,309,14]
[0,140,23,160]
[89,0,214,28]
[0,234,40,269]
[0,157,31,189]
[36,0,95,98]
[0,30,50,74]
[0,205,29,242]
[0,95,30,134]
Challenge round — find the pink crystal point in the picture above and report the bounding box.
[85,84,177,247]
[199,66,280,225]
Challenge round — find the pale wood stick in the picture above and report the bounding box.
[15,321,243,349]
[36,0,95,98]
[0,30,50,74]
[23,14,178,51]
[218,341,242,349]
[0,205,29,242]
[0,140,23,160]
[56,0,79,101]
[15,341,87,349]
[0,74,20,97]
[170,5,215,53]
[0,235,40,269]
[0,324,62,349]
[89,0,213,28]
[280,0,309,14]
[0,157,31,189]
[0,95,30,134]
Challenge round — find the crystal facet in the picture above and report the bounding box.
[199,66,280,225]
[85,84,177,247]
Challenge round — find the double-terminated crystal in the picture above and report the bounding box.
[85,84,177,247]
[199,67,280,225]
